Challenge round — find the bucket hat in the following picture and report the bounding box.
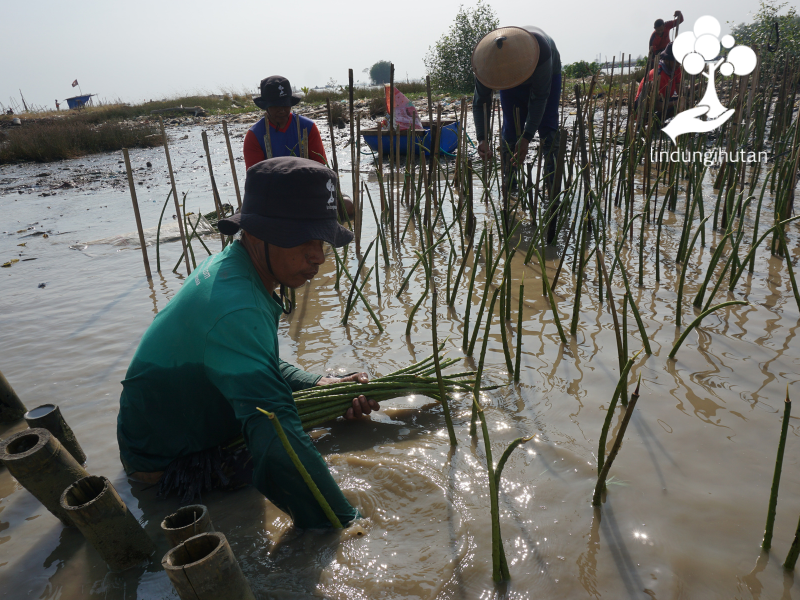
[253,76,301,109]
[471,27,540,90]
[218,157,353,248]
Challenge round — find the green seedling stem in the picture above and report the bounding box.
[669,301,749,359]
[763,386,791,551]
[514,276,524,382]
[342,238,376,325]
[499,284,514,376]
[593,374,641,506]
[597,348,642,472]
[449,234,475,306]
[471,390,511,582]
[406,251,432,336]
[364,185,390,268]
[532,246,568,345]
[779,228,800,313]
[495,435,534,486]
[155,189,172,273]
[468,224,521,356]
[463,229,487,351]
[431,287,458,445]
[471,287,500,436]
[172,212,208,273]
[729,215,800,292]
[570,213,590,336]
[692,232,732,309]
[677,217,710,326]
[256,407,343,528]
[332,250,383,332]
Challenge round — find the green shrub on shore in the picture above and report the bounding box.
[0,120,160,164]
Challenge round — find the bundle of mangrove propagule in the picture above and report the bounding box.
[297,348,496,430]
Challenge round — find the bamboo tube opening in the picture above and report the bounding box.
[62,475,106,508]
[164,505,208,530]
[24,404,56,419]
[165,533,223,567]
[5,431,41,455]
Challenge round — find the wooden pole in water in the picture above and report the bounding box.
[221,121,242,209]
[122,148,152,280]
[159,117,191,276]
[201,131,227,250]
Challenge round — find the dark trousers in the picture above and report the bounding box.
[499,72,562,193]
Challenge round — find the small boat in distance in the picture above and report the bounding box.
[65,94,95,110]
[361,119,459,157]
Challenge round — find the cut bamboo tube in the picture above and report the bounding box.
[61,475,155,571]
[162,532,256,600]
[0,428,89,526]
[0,367,26,423]
[24,404,86,465]
[159,116,191,276]
[161,504,215,548]
[122,148,152,279]
[221,121,242,209]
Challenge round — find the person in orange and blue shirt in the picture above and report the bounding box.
[244,76,328,169]
[635,42,683,120]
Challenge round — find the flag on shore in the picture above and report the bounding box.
[71,80,79,87]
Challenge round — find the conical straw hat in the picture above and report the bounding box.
[471,27,540,90]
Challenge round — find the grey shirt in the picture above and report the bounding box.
[473,26,561,142]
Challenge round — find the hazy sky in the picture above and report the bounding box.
[2,0,763,111]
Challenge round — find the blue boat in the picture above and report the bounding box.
[361,120,459,157]
[65,94,94,110]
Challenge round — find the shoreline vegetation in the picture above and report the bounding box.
[0,77,647,165]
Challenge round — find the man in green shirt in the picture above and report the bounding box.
[117,157,377,529]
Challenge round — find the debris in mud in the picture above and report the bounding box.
[38,282,46,288]
[2,259,19,267]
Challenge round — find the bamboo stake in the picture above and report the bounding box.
[221,121,242,209]
[121,148,152,280]
[201,130,226,250]
[159,116,191,276]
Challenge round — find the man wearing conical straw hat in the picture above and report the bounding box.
[472,26,561,193]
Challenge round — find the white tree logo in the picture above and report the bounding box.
[662,16,757,143]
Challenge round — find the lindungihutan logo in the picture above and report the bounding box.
[661,16,757,143]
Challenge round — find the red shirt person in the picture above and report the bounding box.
[650,11,684,56]
[635,43,683,118]
[244,76,327,169]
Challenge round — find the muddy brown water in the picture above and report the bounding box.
[1,118,799,599]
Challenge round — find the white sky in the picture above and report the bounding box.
[1,0,762,111]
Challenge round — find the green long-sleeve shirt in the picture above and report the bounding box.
[117,240,358,528]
